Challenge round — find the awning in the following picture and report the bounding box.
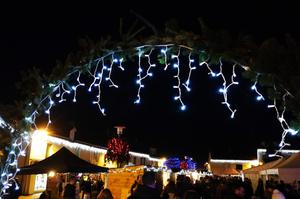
[18,147,108,174]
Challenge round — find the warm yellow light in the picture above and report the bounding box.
[191,171,199,182]
[159,157,167,167]
[105,161,117,168]
[48,171,55,177]
[162,171,170,187]
[251,160,260,167]
[30,129,48,160]
[47,145,54,157]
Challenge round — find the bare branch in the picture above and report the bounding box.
[130,10,158,36]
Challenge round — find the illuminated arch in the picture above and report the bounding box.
[0,40,297,197]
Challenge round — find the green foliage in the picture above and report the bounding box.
[199,51,209,63]
[157,54,165,65]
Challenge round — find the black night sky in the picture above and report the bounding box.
[1,2,300,164]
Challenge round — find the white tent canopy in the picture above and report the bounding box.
[243,158,286,189]
[262,152,300,183]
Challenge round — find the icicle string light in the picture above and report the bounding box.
[57,82,71,103]
[72,71,85,102]
[45,96,54,128]
[268,87,298,156]
[217,60,238,118]
[134,48,156,104]
[0,129,30,198]
[172,47,186,110]
[92,58,107,115]
[251,74,265,101]
[106,54,119,88]
[161,46,170,70]
[182,52,196,92]
[0,44,297,198]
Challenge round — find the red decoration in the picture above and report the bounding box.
[180,161,188,170]
[105,138,130,167]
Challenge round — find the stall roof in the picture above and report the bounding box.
[243,158,286,174]
[18,147,108,175]
[274,152,300,168]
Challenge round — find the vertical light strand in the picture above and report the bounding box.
[92,58,107,115]
[88,59,101,92]
[105,54,119,88]
[182,52,196,92]
[45,96,54,129]
[58,82,71,103]
[268,88,298,155]
[217,61,239,118]
[72,71,85,102]
[161,46,170,70]
[134,48,156,104]
[134,48,144,104]
[172,47,186,111]
[251,74,265,101]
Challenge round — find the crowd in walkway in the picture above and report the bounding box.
[11,172,300,199]
[126,172,300,199]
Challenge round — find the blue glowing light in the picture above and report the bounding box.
[181,105,186,111]
[160,49,166,53]
[256,96,263,101]
[134,99,140,104]
[288,128,298,135]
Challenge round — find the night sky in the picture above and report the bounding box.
[1,2,300,164]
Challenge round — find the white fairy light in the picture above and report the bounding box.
[72,71,85,102]
[88,59,101,92]
[106,54,119,88]
[0,129,30,198]
[182,52,196,92]
[172,47,186,111]
[45,96,54,128]
[200,60,217,77]
[268,89,298,154]
[217,61,239,118]
[161,46,170,70]
[92,58,107,115]
[251,74,265,101]
[134,48,156,104]
[57,82,71,103]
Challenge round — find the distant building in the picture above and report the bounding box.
[208,148,300,176]
[209,159,259,176]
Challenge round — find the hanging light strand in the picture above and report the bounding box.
[172,47,186,111]
[251,74,265,101]
[217,61,239,118]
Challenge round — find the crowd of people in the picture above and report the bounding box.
[36,172,300,199]
[126,172,300,199]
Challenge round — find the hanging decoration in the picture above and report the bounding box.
[105,138,130,167]
[164,157,181,170]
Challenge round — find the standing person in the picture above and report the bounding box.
[97,188,114,199]
[63,177,77,199]
[81,177,92,199]
[57,175,65,198]
[255,178,264,199]
[128,175,142,198]
[131,171,161,199]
